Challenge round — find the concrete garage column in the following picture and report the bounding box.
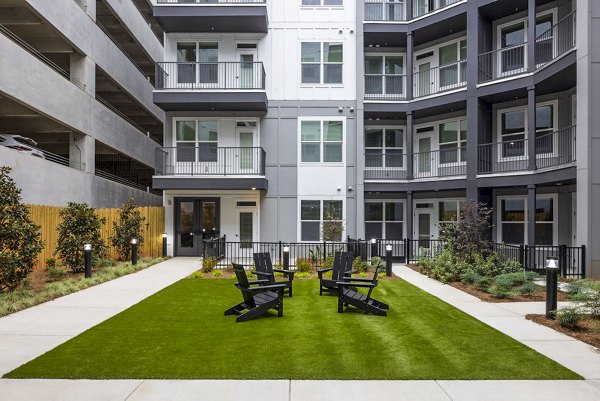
[527,86,537,171]
[69,132,95,174]
[70,53,96,96]
[527,184,536,269]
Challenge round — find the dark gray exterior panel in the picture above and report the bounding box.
[154,6,268,33]
[476,166,576,188]
[154,91,268,112]
[364,178,467,192]
[153,176,268,191]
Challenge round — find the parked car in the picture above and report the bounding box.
[0,134,45,158]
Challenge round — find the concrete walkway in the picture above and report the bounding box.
[1,259,600,400]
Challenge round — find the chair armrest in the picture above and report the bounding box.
[344,277,373,282]
[247,279,270,286]
[336,281,376,288]
[316,267,333,273]
[273,269,295,279]
[252,271,272,277]
[344,269,357,275]
[249,283,287,292]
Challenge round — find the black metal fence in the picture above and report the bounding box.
[200,237,586,278]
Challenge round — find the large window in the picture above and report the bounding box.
[302,0,343,5]
[175,120,218,162]
[498,103,556,158]
[438,40,467,87]
[301,42,343,84]
[439,120,466,164]
[364,55,404,97]
[438,200,463,227]
[365,202,404,240]
[300,120,344,163]
[176,42,218,85]
[499,197,556,245]
[301,200,344,241]
[365,128,404,168]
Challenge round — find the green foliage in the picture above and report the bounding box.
[54,203,107,273]
[296,272,311,279]
[480,272,541,299]
[493,271,541,289]
[486,286,518,299]
[46,264,67,282]
[309,246,323,263]
[201,257,217,273]
[352,257,369,273]
[460,271,482,285]
[190,271,203,279]
[111,198,145,261]
[359,272,368,278]
[212,270,223,277]
[93,256,115,269]
[322,209,344,241]
[555,307,584,328]
[322,253,335,270]
[45,258,56,268]
[567,279,600,316]
[0,167,44,293]
[296,258,312,273]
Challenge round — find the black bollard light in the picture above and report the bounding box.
[283,245,290,270]
[546,257,559,319]
[162,232,168,257]
[84,243,92,278]
[385,244,393,277]
[370,238,378,261]
[131,238,138,265]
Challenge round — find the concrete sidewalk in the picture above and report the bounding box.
[1,260,600,400]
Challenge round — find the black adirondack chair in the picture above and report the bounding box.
[317,251,355,295]
[224,263,286,323]
[252,252,295,297]
[336,262,389,316]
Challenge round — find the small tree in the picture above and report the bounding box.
[0,167,44,292]
[439,201,492,264]
[111,198,145,261]
[322,209,344,242]
[55,203,107,272]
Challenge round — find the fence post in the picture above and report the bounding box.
[519,245,526,269]
[202,239,206,260]
[581,245,586,278]
[559,244,567,278]
[323,241,327,260]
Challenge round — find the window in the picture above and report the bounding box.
[365,128,404,168]
[364,55,404,97]
[300,120,344,163]
[301,200,344,241]
[174,119,219,163]
[302,0,343,6]
[438,40,466,87]
[536,104,554,154]
[439,120,466,164]
[438,200,463,231]
[176,42,218,85]
[364,0,405,21]
[365,202,404,240]
[301,42,343,84]
[499,103,556,158]
[499,197,556,245]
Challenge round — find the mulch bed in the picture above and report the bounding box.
[407,264,568,303]
[527,314,600,349]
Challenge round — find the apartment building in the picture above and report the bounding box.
[0,0,164,207]
[151,0,598,277]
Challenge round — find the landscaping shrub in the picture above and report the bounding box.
[190,271,203,279]
[353,257,368,273]
[555,306,584,328]
[201,257,217,273]
[296,258,312,273]
[0,167,44,293]
[212,270,223,277]
[296,272,311,279]
[322,253,335,270]
[111,198,145,261]
[46,264,67,282]
[460,271,482,285]
[93,257,115,269]
[568,279,600,316]
[54,203,107,273]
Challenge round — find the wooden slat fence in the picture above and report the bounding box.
[27,205,165,270]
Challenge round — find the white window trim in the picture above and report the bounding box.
[413,36,467,71]
[495,8,558,75]
[298,117,346,166]
[300,0,344,8]
[300,41,344,87]
[496,100,559,162]
[412,198,465,240]
[413,116,467,167]
[364,200,406,239]
[364,53,407,98]
[298,198,346,242]
[364,125,407,171]
[496,194,558,245]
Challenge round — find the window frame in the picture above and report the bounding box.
[300,0,344,8]
[364,200,405,240]
[300,41,344,86]
[413,117,467,167]
[364,53,406,98]
[298,117,345,165]
[364,126,406,170]
[497,194,558,245]
[299,198,345,242]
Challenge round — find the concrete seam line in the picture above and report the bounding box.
[434,380,455,401]
[123,380,145,401]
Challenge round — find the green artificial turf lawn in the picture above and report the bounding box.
[5,278,580,380]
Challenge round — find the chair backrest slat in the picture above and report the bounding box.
[253,252,275,284]
[233,263,256,306]
[332,251,354,280]
[366,262,382,300]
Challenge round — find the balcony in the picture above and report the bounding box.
[412,0,462,19]
[153,61,267,112]
[364,152,407,180]
[478,12,575,84]
[477,125,576,175]
[153,146,267,191]
[413,60,466,98]
[363,0,462,22]
[413,149,466,178]
[364,73,407,100]
[153,0,268,33]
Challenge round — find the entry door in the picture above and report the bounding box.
[175,198,220,256]
[415,134,435,177]
[414,208,436,248]
[236,208,258,249]
[414,57,433,97]
[236,127,256,172]
[239,53,255,89]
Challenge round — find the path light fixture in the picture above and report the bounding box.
[131,238,138,265]
[283,246,290,270]
[162,233,167,257]
[546,257,559,319]
[370,238,378,260]
[84,244,92,278]
[385,244,393,277]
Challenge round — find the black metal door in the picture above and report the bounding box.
[175,198,220,256]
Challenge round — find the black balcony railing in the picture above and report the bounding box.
[413,60,467,98]
[535,11,576,68]
[364,152,407,180]
[364,0,407,21]
[478,43,528,83]
[413,149,467,178]
[155,62,265,90]
[412,0,461,18]
[477,125,576,174]
[364,74,407,100]
[156,0,265,3]
[155,146,266,176]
